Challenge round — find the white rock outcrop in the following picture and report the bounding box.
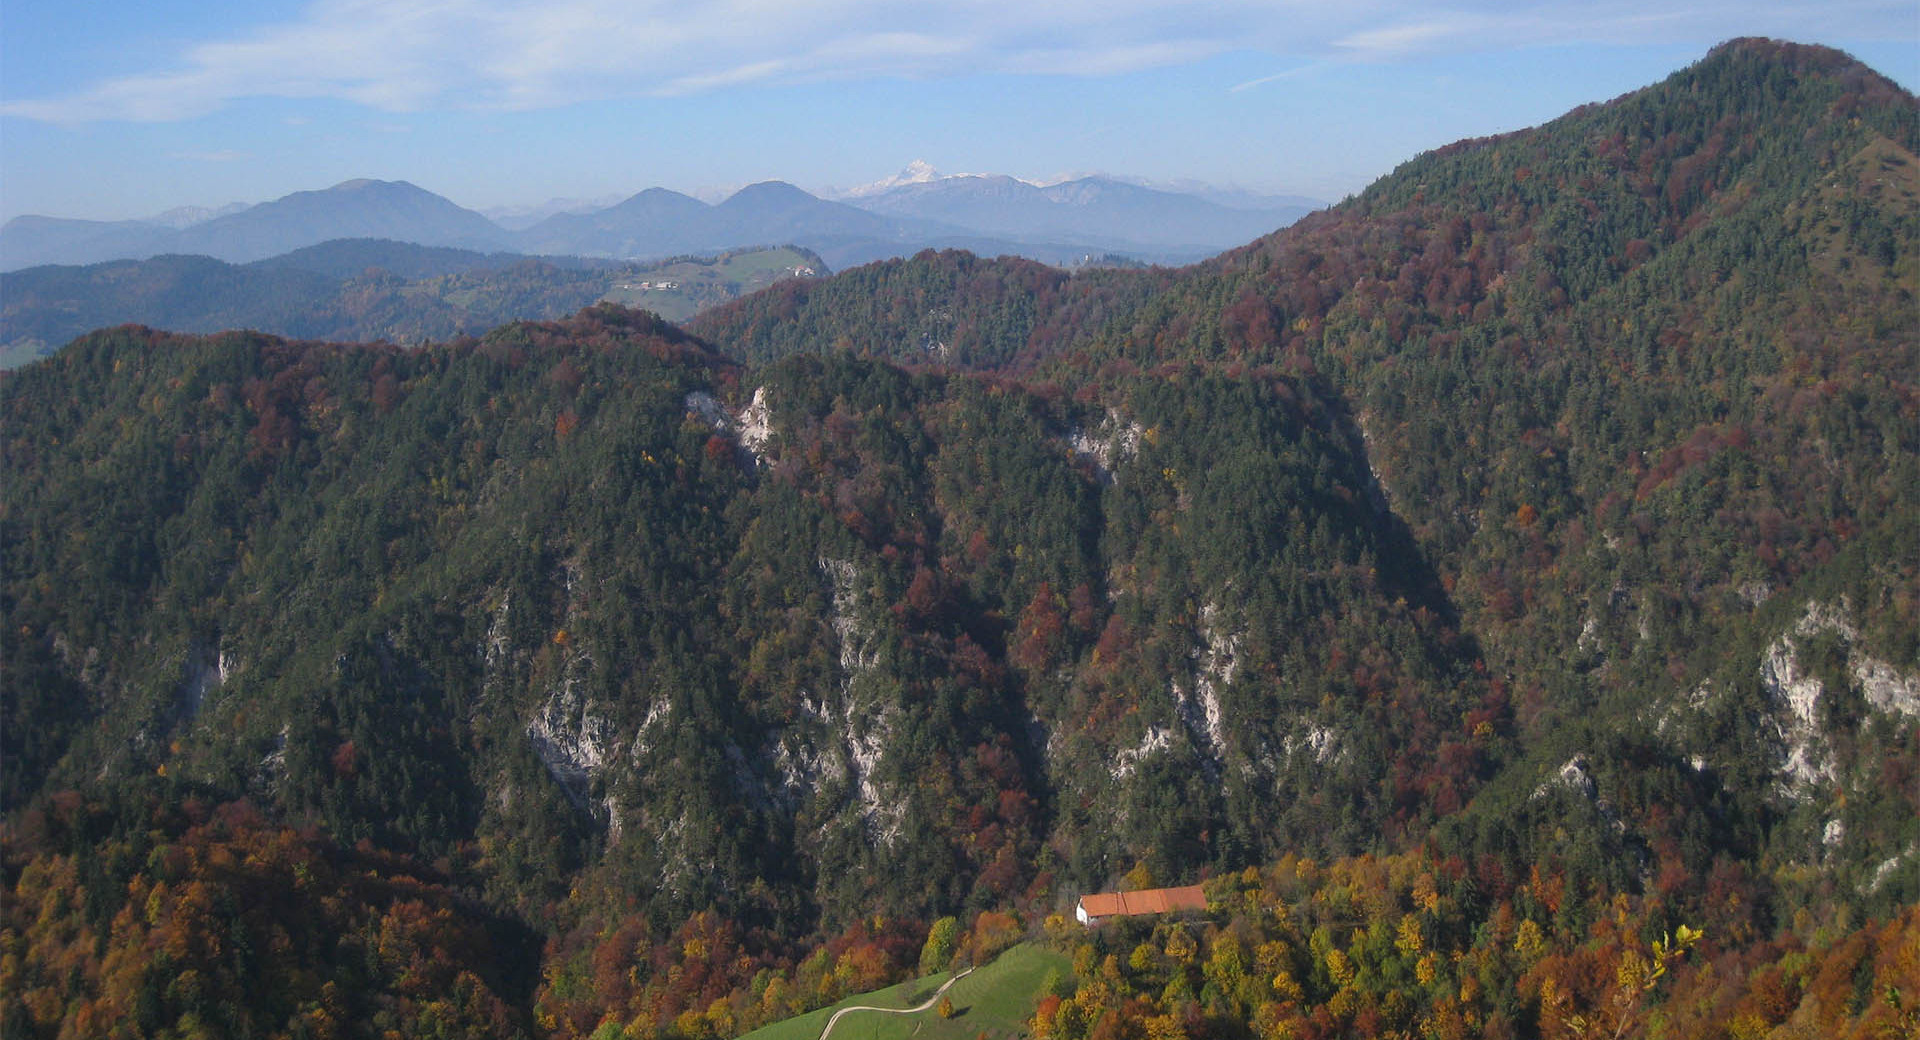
[685,390,731,432]
[685,386,775,465]
[737,387,774,463]
[1759,599,1920,794]
[821,557,879,675]
[1536,754,1598,801]
[1281,721,1340,766]
[1066,409,1143,484]
[177,642,233,721]
[1112,726,1175,780]
[1175,601,1238,775]
[526,671,616,808]
[1855,656,1920,718]
[1759,631,1834,789]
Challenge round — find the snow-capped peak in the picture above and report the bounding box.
[842,160,945,198]
[896,160,940,184]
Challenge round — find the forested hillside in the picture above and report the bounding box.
[696,34,1920,902]
[3,38,1915,1040]
[0,244,827,368]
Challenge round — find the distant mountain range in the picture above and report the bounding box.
[0,180,512,270]
[510,181,938,266]
[845,165,1315,253]
[480,193,630,231]
[1,171,1322,273]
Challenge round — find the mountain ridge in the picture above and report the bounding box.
[2,171,1317,273]
[846,172,1316,252]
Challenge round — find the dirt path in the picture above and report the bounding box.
[817,968,976,1040]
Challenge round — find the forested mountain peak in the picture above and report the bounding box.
[694,36,1917,375]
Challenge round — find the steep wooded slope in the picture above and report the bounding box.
[694,37,1920,897]
[2,305,1487,917]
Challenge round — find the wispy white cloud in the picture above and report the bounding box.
[4,0,1913,123]
[1230,61,1332,92]
[1335,16,1500,59]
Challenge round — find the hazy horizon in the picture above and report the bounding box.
[1,166,1336,230]
[4,1,1915,224]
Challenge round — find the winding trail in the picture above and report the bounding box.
[817,967,976,1040]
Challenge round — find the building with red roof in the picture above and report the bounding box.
[1074,884,1207,925]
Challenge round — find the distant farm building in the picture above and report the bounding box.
[1075,885,1207,926]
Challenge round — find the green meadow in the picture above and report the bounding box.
[740,943,1071,1040]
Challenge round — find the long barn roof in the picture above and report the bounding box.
[1078,884,1207,919]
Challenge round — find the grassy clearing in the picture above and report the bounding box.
[601,247,820,321]
[740,943,1070,1040]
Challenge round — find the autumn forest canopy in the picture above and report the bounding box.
[2,38,1917,1040]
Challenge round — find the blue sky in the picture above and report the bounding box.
[3,1,1915,222]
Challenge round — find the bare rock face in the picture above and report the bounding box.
[685,385,775,466]
[1758,600,1920,796]
[1855,656,1920,718]
[737,387,776,463]
[526,671,615,809]
[1760,624,1837,790]
[1066,409,1143,485]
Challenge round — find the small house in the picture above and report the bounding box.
[1075,884,1207,926]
